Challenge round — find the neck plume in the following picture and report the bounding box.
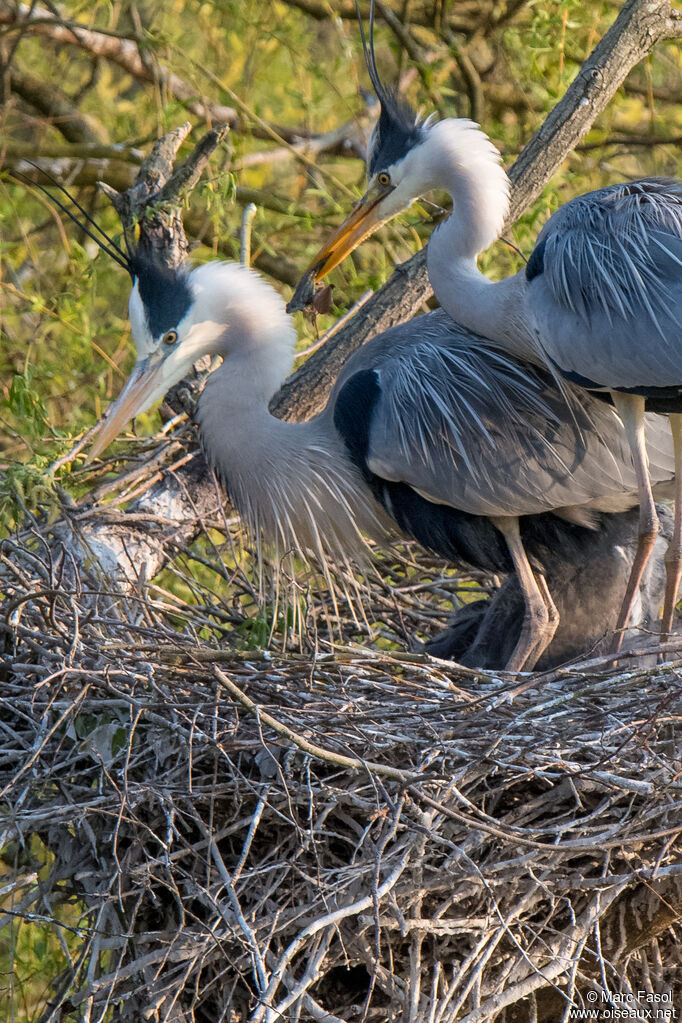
[193,267,385,571]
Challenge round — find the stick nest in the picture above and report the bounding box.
[2,509,682,1023]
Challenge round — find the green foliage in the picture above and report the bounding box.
[0,461,59,532]
[234,600,305,649]
[0,837,84,1023]
[6,365,50,445]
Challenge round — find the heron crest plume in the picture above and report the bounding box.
[356,0,426,176]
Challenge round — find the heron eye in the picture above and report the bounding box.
[377,172,391,186]
[162,330,178,346]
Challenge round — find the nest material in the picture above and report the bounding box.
[2,512,682,1023]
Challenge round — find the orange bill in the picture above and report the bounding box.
[87,353,166,462]
[287,179,394,312]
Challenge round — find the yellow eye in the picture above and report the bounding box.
[377,172,391,186]
[162,330,178,346]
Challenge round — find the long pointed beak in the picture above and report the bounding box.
[287,180,394,312]
[87,354,166,462]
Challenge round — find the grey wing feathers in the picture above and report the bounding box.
[528,179,682,388]
[334,310,674,519]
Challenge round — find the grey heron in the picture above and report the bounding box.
[290,2,682,652]
[78,235,676,671]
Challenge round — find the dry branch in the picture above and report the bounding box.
[278,0,475,34]
[6,66,106,144]
[0,1,240,127]
[47,126,230,597]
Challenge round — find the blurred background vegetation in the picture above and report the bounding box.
[1,1,682,1016]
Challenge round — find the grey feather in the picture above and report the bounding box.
[331,309,675,519]
[528,180,682,388]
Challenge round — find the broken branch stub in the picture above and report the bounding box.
[57,125,232,596]
[98,121,230,271]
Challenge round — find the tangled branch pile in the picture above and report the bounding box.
[2,508,682,1022]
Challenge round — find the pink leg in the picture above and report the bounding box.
[492,517,559,672]
[661,413,682,642]
[610,394,658,656]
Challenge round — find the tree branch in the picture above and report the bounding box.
[2,153,303,287]
[0,2,240,126]
[52,126,229,596]
[7,66,106,144]
[276,0,474,34]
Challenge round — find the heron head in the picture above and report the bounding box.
[287,0,438,314]
[287,98,433,312]
[88,259,295,460]
[88,258,203,460]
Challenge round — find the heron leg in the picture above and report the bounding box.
[610,393,658,655]
[536,573,560,657]
[661,413,682,642]
[491,516,559,672]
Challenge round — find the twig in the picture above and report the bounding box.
[240,203,257,267]
[214,666,416,782]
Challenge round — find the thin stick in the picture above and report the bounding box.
[214,666,416,782]
[240,202,257,267]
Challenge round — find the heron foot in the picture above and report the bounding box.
[504,574,559,672]
[609,525,658,657]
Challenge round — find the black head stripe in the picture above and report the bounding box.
[369,91,424,176]
[356,0,424,176]
[131,256,193,338]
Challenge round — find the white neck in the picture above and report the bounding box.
[193,265,383,566]
[421,120,510,258]
[418,120,538,362]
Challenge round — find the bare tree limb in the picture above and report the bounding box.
[577,131,682,151]
[375,1,444,112]
[444,32,485,123]
[6,66,107,144]
[53,126,229,596]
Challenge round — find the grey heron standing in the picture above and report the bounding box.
[290,3,682,652]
